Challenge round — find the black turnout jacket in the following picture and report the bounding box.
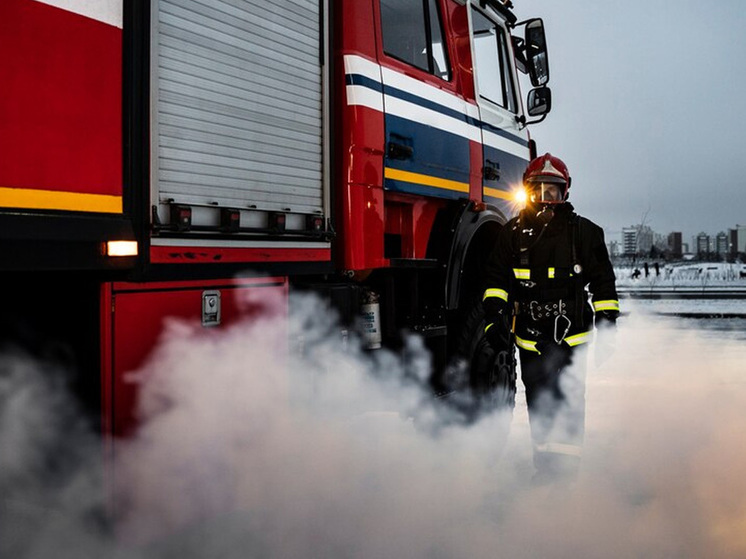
[483,203,619,353]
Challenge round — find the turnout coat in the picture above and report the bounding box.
[483,203,619,353]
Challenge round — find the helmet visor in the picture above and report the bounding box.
[527,180,565,204]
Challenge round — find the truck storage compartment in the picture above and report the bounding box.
[102,276,288,438]
[151,0,326,234]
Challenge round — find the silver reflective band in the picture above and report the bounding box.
[483,288,508,302]
[513,268,530,280]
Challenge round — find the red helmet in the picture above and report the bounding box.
[523,153,571,205]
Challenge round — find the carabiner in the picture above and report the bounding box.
[554,314,571,344]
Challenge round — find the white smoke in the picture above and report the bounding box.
[2,294,746,558]
[0,350,116,558]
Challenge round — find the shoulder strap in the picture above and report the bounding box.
[570,212,580,268]
[513,211,552,267]
[569,213,588,327]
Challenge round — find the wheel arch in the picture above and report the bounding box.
[430,201,508,311]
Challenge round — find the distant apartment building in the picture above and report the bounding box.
[667,231,682,257]
[695,232,710,255]
[637,226,654,254]
[730,229,738,257]
[716,231,729,256]
[730,225,746,256]
[622,227,637,256]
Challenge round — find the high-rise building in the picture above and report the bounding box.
[716,232,729,256]
[730,225,746,255]
[637,226,654,254]
[667,232,682,257]
[623,225,655,256]
[730,229,738,257]
[622,227,637,256]
[696,232,710,255]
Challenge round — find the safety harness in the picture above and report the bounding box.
[511,210,588,345]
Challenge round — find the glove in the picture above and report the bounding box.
[484,311,511,349]
[594,314,617,368]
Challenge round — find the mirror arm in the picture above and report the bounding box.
[511,36,528,71]
[515,114,548,129]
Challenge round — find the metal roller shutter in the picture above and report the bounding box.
[152,0,323,216]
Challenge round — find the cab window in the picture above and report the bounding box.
[381,0,451,80]
[471,8,517,112]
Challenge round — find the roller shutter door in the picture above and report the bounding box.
[153,0,323,215]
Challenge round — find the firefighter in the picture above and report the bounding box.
[483,153,619,484]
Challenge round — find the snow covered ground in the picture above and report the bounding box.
[615,262,746,289]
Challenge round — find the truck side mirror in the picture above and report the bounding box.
[524,18,549,87]
[527,86,551,117]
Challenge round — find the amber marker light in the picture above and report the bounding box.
[106,240,138,257]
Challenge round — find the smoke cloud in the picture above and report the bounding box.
[2,295,746,558]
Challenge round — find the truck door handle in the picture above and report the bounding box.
[483,159,501,181]
[387,141,414,160]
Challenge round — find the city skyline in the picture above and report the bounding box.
[608,223,746,258]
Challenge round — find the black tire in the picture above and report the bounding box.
[442,298,517,422]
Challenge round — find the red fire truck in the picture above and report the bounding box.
[0,0,551,436]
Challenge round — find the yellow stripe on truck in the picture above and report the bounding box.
[384,168,470,193]
[0,186,123,214]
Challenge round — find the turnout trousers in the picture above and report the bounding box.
[518,342,588,478]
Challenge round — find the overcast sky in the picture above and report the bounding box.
[513,0,746,244]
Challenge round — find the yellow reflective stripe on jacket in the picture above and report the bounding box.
[484,323,494,334]
[593,299,620,312]
[513,268,530,280]
[564,331,592,346]
[515,335,539,353]
[517,332,591,352]
[548,267,555,278]
[483,288,508,302]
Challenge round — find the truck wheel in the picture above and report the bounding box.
[444,298,516,422]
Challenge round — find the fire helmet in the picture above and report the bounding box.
[523,153,571,205]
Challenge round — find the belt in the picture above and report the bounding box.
[519,299,573,343]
